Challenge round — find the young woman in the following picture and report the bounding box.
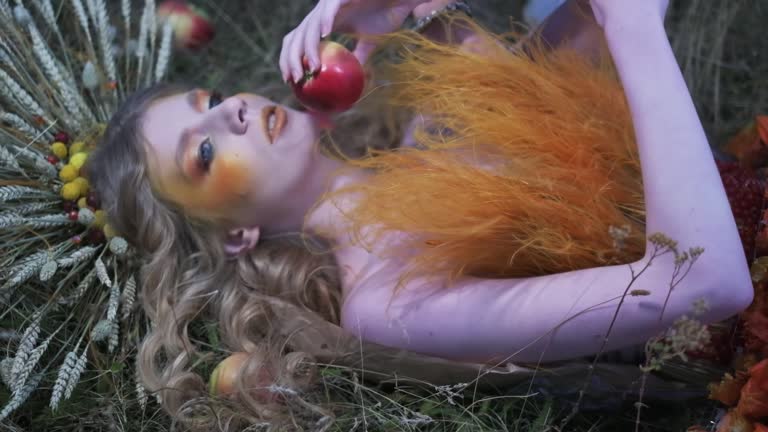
[88,0,752,426]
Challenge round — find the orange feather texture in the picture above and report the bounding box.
[322,23,647,286]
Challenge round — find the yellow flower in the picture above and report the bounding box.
[69,152,88,170]
[60,182,80,201]
[69,141,86,155]
[103,223,118,239]
[92,210,106,229]
[77,197,88,209]
[58,164,78,182]
[73,177,89,196]
[51,142,68,159]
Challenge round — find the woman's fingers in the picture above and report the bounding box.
[303,13,324,71]
[279,30,295,82]
[287,13,314,82]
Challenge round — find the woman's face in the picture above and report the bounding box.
[141,89,321,226]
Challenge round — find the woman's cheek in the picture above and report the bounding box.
[161,156,256,215]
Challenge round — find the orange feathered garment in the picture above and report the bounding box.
[325,24,646,285]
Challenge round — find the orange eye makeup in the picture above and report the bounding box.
[159,153,253,216]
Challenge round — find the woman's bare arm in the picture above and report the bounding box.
[341,1,753,362]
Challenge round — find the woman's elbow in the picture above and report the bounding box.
[700,262,754,322]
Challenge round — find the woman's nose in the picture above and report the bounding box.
[207,96,248,134]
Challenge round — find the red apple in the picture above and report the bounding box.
[291,41,365,113]
[157,0,215,51]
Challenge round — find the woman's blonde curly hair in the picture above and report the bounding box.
[88,84,342,430]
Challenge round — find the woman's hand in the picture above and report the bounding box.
[279,0,427,83]
[588,0,669,29]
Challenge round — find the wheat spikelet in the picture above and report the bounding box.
[0,371,42,421]
[94,257,111,287]
[0,212,21,228]
[17,201,58,213]
[0,69,48,120]
[58,246,99,267]
[33,0,56,29]
[154,20,172,83]
[12,330,55,394]
[121,274,136,320]
[94,0,116,82]
[107,280,120,322]
[49,346,78,411]
[107,321,119,353]
[135,1,150,74]
[135,367,147,410]
[10,146,58,178]
[2,250,47,292]
[0,46,16,74]
[145,0,157,78]
[0,144,21,170]
[59,267,96,305]
[121,0,131,30]
[63,344,88,400]
[23,213,73,228]
[0,357,12,388]
[0,111,48,140]
[0,185,45,202]
[9,312,42,394]
[70,0,92,44]
[28,23,84,127]
[90,319,111,342]
[38,259,58,281]
[0,1,10,20]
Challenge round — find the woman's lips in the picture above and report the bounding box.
[261,105,287,144]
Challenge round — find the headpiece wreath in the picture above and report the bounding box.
[0,0,174,419]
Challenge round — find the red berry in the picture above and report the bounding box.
[46,155,59,164]
[71,235,82,244]
[86,191,100,209]
[67,210,79,221]
[62,200,77,212]
[86,229,105,245]
[54,131,70,144]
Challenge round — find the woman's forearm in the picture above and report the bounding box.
[605,17,751,301]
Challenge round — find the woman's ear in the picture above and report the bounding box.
[223,227,260,256]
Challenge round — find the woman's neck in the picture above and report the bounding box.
[261,151,365,238]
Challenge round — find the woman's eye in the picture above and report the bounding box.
[208,90,224,109]
[198,138,215,171]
